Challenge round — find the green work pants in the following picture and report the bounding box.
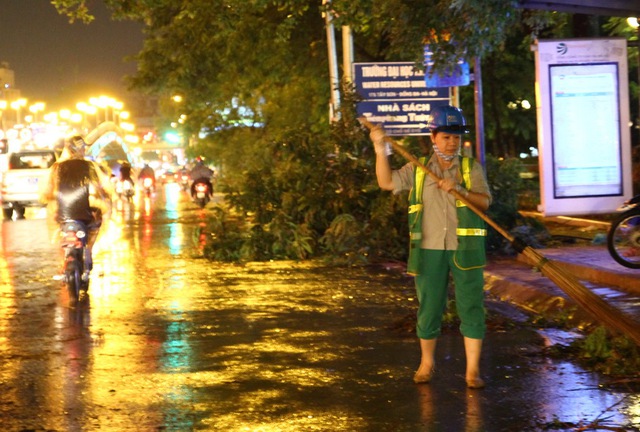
[414,249,486,340]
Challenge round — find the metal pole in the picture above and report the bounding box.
[322,0,341,122]
[474,56,486,166]
[637,20,640,146]
[342,25,354,85]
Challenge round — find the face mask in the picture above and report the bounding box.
[432,144,459,162]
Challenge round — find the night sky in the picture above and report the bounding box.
[0,0,144,110]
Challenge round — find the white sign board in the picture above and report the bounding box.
[534,38,632,216]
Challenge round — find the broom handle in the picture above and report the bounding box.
[358,117,516,244]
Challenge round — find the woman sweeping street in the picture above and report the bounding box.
[368,105,492,389]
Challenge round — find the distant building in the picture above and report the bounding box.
[0,62,21,102]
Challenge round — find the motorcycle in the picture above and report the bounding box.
[606,194,640,269]
[141,176,155,197]
[59,220,90,303]
[180,172,190,191]
[115,178,135,202]
[191,179,212,209]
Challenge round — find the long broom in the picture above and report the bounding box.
[359,117,640,347]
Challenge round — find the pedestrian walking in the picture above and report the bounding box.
[369,105,492,389]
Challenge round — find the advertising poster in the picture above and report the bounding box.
[534,38,632,216]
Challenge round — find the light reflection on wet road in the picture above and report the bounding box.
[1,183,639,431]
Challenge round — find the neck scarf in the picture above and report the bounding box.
[432,145,459,162]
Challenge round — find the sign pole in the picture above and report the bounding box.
[322,1,340,122]
[474,56,486,166]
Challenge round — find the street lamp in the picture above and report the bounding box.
[118,110,130,124]
[76,101,98,129]
[43,112,59,125]
[89,96,108,123]
[0,100,6,130]
[120,121,135,132]
[10,98,27,125]
[29,102,46,123]
[59,109,72,124]
[111,99,123,122]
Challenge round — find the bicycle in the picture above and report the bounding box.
[606,194,640,269]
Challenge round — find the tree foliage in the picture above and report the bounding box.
[48,0,608,262]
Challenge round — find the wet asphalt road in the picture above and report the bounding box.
[1,183,639,431]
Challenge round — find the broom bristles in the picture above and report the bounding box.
[522,247,640,346]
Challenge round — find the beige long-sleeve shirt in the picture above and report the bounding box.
[391,155,491,250]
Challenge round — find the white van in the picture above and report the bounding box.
[0,150,57,219]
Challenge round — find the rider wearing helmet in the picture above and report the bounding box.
[368,105,491,389]
[189,157,214,197]
[139,163,156,182]
[42,135,112,279]
[119,160,133,182]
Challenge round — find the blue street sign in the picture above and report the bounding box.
[356,100,450,136]
[353,62,449,136]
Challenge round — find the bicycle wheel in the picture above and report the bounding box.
[606,208,640,269]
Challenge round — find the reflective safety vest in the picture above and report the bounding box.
[406,156,487,275]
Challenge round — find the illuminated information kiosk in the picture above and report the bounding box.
[534,38,632,216]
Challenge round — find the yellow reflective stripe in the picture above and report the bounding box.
[409,204,423,214]
[456,200,467,208]
[414,158,426,204]
[453,253,486,271]
[410,232,422,240]
[462,157,471,189]
[456,228,486,236]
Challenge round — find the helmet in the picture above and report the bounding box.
[66,135,86,155]
[428,105,469,134]
[195,156,204,163]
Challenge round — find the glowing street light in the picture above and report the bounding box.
[89,96,108,122]
[10,98,27,125]
[118,110,130,125]
[120,121,135,132]
[76,101,98,129]
[0,100,7,130]
[43,112,59,125]
[29,102,46,123]
[59,109,72,121]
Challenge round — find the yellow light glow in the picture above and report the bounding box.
[43,112,58,123]
[90,96,106,108]
[125,134,139,143]
[120,122,135,132]
[29,102,45,113]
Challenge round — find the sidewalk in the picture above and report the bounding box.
[484,219,640,330]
